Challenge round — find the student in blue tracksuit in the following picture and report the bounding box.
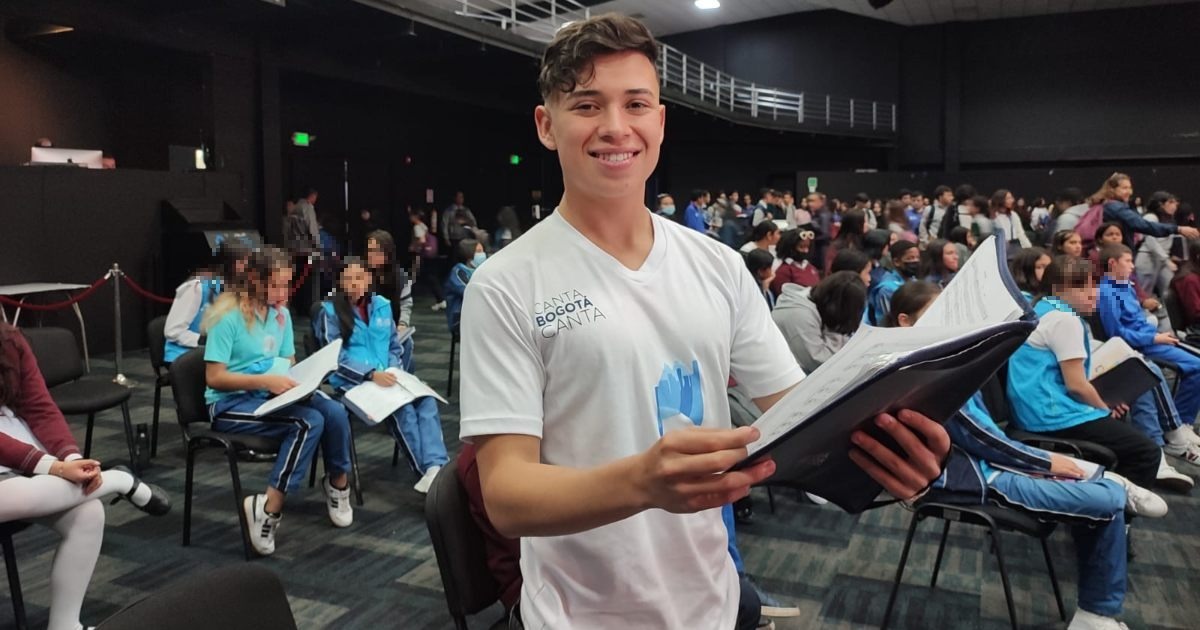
[315,257,450,494]
[203,246,354,556]
[444,238,484,333]
[865,240,920,326]
[1005,255,1162,493]
[1096,243,1200,441]
[887,281,1167,630]
[163,243,248,363]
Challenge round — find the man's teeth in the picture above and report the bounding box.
[597,152,633,162]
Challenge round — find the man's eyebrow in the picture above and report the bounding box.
[566,88,656,99]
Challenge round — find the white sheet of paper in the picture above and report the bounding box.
[916,237,1024,329]
[343,367,446,423]
[252,339,342,417]
[1088,337,1140,379]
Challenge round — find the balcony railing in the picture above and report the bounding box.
[450,0,897,137]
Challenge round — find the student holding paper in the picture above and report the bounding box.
[1006,256,1163,492]
[889,282,1166,630]
[459,15,950,630]
[163,242,247,363]
[203,246,354,556]
[315,258,449,494]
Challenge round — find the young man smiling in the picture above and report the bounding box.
[459,14,950,630]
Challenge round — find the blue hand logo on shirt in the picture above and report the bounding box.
[654,360,705,436]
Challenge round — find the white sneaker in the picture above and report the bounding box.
[431,301,447,311]
[1182,424,1200,447]
[1156,452,1196,493]
[1067,608,1129,629]
[804,492,829,505]
[322,476,353,528]
[1164,440,1200,464]
[242,494,281,556]
[414,465,441,494]
[1103,472,1168,518]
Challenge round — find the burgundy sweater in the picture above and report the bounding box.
[0,325,81,473]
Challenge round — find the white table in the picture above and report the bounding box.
[0,283,93,370]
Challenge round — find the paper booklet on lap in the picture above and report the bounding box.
[1088,337,1158,406]
[729,236,1039,514]
[251,339,342,417]
[991,455,1104,484]
[343,368,447,425]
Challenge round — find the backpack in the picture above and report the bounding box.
[1074,203,1106,252]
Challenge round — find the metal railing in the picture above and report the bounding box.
[451,0,897,137]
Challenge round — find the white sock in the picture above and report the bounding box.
[101,469,153,506]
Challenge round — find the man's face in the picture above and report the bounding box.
[454,192,465,206]
[900,194,912,207]
[783,193,794,206]
[534,51,665,203]
[1109,253,1135,281]
[807,195,823,211]
[939,190,954,206]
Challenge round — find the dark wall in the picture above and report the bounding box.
[662,11,903,105]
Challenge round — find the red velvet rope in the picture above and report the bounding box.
[0,276,111,311]
[121,274,175,305]
[289,261,313,298]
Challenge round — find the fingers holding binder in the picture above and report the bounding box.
[641,426,777,513]
[848,410,949,500]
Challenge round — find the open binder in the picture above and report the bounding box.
[730,236,1038,513]
[1088,337,1158,407]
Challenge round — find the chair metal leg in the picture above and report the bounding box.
[930,519,952,588]
[446,335,457,397]
[347,421,364,506]
[226,446,254,561]
[120,402,138,474]
[988,530,1020,630]
[183,443,198,547]
[1041,537,1067,621]
[151,383,162,457]
[391,442,400,468]
[309,445,321,488]
[84,412,95,458]
[766,486,776,514]
[2,533,28,630]
[881,511,922,630]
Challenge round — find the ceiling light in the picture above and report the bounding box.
[694,0,720,10]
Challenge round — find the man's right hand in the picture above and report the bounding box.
[262,375,299,395]
[1154,332,1180,346]
[636,426,775,514]
[1179,226,1200,239]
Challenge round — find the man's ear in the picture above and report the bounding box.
[534,105,557,151]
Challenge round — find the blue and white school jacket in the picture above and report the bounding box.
[1006,297,1109,433]
[163,277,222,363]
[313,295,405,393]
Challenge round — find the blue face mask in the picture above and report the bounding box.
[472,252,487,267]
[660,204,676,216]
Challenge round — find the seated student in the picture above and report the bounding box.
[830,248,872,287]
[1090,225,1170,330]
[365,230,415,372]
[1006,255,1162,492]
[0,323,169,630]
[315,258,450,494]
[769,229,819,296]
[921,239,959,288]
[739,219,781,259]
[163,243,245,363]
[866,240,921,326]
[824,209,867,274]
[947,225,975,264]
[773,271,866,373]
[1097,243,1200,443]
[745,249,777,310]
[887,282,1166,630]
[1169,239,1200,334]
[1009,247,1052,296]
[1133,191,1181,297]
[444,238,485,333]
[203,246,355,556]
[1053,229,1084,258]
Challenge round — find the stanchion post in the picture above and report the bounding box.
[111,263,137,388]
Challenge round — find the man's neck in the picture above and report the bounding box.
[557,189,654,269]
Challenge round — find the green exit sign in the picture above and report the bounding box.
[292,132,312,147]
[509,154,521,165]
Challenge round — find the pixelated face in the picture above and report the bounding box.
[366,238,386,268]
[1100,225,1123,245]
[1034,255,1051,282]
[534,51,664,203]
[340,263,370,301]
[265,266,292,305]
[1060,281,1097,314]
[942,243,960,272]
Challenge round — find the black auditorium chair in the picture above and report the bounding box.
[146,315,172,457]
[21,327,139,472]
[425,463,501,630]
[170,347,284,561]
[96,564,297,630]
[1,521,32,630]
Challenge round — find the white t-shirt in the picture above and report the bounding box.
[412,223,428,241]
[459,210,804,630]
[1028,310,1088,361]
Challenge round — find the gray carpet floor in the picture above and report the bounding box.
[3,297,1199,629]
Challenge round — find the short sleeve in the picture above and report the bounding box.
[1040,311,1088,362]
[458,281,546,441]
[279,308,296,359]
[204,314,237,364]
[729,257,806,398]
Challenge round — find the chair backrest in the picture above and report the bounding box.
[1164,289,1187,332]
[96,564,297,630]
[979,371,1012,426]
[168,348,209,427]
[18,326,82,387]
[147,315,168,374]
[424,462,500,622]
[1083,313,1110,343]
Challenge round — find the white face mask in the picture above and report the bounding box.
[472,251,487,267]
[660,205,676,216]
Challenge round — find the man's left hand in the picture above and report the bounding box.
[847,409,950,501]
